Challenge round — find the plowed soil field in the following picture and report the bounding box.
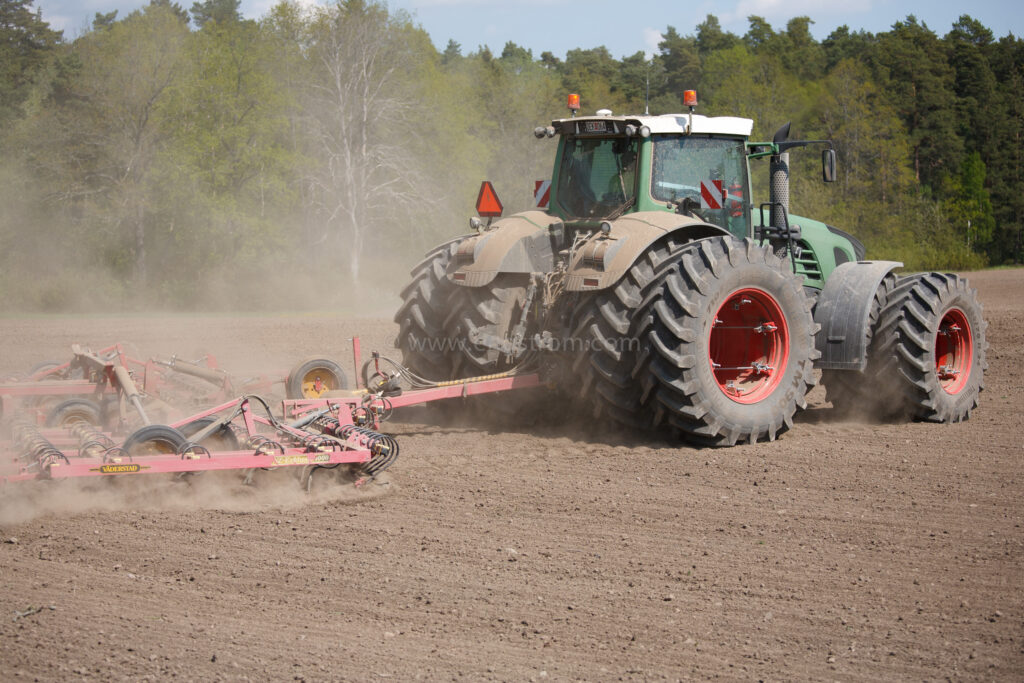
[1,268,1021,681]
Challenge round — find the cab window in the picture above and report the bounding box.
[651,135,749,236]
[556,136,638,219]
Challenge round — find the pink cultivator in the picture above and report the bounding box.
[1,338,539,492]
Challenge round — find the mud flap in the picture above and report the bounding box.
[813,260,902,370]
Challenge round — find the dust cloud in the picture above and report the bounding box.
[0,470,394,526]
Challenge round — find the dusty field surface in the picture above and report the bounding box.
[0,269,1021,681]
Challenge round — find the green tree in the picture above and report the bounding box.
[780,17,825,80]
[20,3,189,285]
[617,51,665,113]
[946,16,998,155]
[559,46,626,111]
[985,34,1024,262]
[744,16,775,51]
[0,0,62,122]
[658,26,699,101]
[695,14,738,57]
[190,0,240,28]
[944,152,996,251]
[873,17,962,186]
[300,0,442,279]
[815,60,913,205]
[150,0,189,25]
[441,38,461,66]
[822,25,876,71]
[156,15,294,289]
[500,40,532,72]
[92,10,118,30]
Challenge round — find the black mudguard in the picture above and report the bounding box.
[813,260,902,370]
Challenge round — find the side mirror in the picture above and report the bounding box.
[822,148,837,183]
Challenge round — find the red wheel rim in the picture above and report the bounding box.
[709,288,789,404]
[935,308,972,395]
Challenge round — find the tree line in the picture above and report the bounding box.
[0,0,1020,311]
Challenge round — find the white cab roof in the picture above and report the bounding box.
[555,112,753,138]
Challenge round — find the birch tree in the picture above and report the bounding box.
[302,0,436,280]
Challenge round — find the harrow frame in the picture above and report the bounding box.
[1,337,540,488]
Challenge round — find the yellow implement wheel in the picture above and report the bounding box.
[286,357,348,399]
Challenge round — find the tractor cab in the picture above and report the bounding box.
[539,98,754,240]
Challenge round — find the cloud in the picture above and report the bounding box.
[412,0,567,6]
[718,0,874,33]
[642,27,663,59]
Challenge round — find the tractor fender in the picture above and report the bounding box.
[447,210,561,287]
[813,260,903,370]
[564,212,727,291]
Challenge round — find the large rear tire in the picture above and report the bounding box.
[444,275,531,377]
[393,239,464,381]
[870,273,986,422]
[568,234,690,429]
[443,274,552,423]
[644,237,819,445]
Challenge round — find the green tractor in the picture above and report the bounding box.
[394,92,986,446]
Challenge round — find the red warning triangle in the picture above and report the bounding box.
[475,181,504,218]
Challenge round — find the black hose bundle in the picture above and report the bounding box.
[336,424,399,478]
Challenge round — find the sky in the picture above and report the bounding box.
[36,0,1024,59]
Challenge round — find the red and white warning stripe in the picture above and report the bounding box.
[700,179,725,210]
[535,180,551,208]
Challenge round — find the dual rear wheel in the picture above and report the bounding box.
[825,272,986,422]
[394,236,985,444]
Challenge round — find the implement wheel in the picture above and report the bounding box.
[181,417,239,452]
[645,237,818,445]
[46,398,103,428]
[286,357,348,399]
[122,424,189,457]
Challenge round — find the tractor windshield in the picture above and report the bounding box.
[556,136,638,219]
[651,135,750,237]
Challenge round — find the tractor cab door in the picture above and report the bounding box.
[649,134,751,238]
